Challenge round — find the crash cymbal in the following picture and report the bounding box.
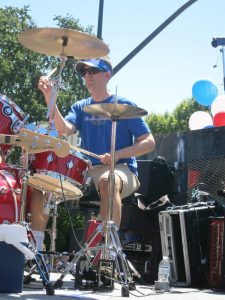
[18,27,110,58]
[83,103,148,119]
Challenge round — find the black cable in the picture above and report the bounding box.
[56,155,92,264]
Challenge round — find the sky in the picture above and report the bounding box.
[1,0,225,115]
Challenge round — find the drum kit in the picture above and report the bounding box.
[0,27,148,296]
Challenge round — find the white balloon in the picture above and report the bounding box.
[189,111,213,130]
[211,95,225,116]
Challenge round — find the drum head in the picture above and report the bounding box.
[28,174,83,200]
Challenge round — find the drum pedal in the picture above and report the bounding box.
[97,259,115,290]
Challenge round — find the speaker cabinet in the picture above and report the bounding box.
[137,160,176,204]
[159,205,216,287]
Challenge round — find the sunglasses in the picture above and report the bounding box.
[81,67,105,77]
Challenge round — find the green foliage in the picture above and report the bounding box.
[0,6,92,251]
[45,203,85,252]
[0,6,45,121]
[0,6,90,123]
[145,98,208,135]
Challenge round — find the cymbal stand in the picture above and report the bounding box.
[96,116,135,295]
[18,152,55,295]
[46,55,67,132]
[53,117,137,296]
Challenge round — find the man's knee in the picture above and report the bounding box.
[98,175,121,194]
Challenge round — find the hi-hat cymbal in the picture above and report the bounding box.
[18,27,110,58]
[83,103,148,119]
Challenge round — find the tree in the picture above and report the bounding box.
[145,98,207,135]
[0,6,93,251]
[0,6,90,123]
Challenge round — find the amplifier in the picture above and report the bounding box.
[121,233,162,284]
[159,204,216,287]
[208,216,225,288]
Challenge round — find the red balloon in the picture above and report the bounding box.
[213,112,225,126]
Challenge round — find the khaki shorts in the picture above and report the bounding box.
[89,163,140,199]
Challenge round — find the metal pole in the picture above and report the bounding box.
[103,118,117,259]
[221,47,225,93]
[97,0,104,39]
[112,0,198,76]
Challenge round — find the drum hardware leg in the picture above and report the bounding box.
[53,222,104,289]
[45,195,59,272]
[23,242,55,295]
[17,167,55,294]
[94,117,135,295]
[43,195,71,274]
[53,220,137,292]
[20,171,30,222]
[20,225,55,295]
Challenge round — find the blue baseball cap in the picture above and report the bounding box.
[75,58,112,75]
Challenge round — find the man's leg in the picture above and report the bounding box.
[91,164,140,228]
[30,188,49,251]
[98,174,122,227]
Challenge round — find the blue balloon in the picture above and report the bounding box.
[192,79,218,106]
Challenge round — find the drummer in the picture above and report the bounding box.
[36,56,155,240]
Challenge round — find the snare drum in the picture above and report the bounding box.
[0,94,28,156]
[28,151,90,200]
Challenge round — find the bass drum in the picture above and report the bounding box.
[0,163,31,224]
[0,164,22,223]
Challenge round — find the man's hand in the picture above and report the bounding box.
[38,76,53,105]
[99,152,120,165]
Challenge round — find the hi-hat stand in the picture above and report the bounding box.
[53,102,148,297]
[43,194,73,273]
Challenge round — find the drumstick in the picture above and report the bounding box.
[46,67,57,79]
[70,144,101,160]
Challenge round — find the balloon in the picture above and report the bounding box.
[192,79,218,106]
[189,111,213,130]
[211,95,225,116]
[213,112,225,127]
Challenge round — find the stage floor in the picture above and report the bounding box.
[0,273,225,300]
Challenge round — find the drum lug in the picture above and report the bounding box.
[47,153,54,163]
[67,160,74,169]
[82,170,91,185]
[15,188,21,195]
[2,104,12,116]
[0,186,7,194]
[29,154,36,162]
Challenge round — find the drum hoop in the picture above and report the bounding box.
[0,94,26,118]
[34,170,83,189]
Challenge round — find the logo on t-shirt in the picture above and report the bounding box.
[84,116,107,125]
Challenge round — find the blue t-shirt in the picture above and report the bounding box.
[65,95,150,175]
